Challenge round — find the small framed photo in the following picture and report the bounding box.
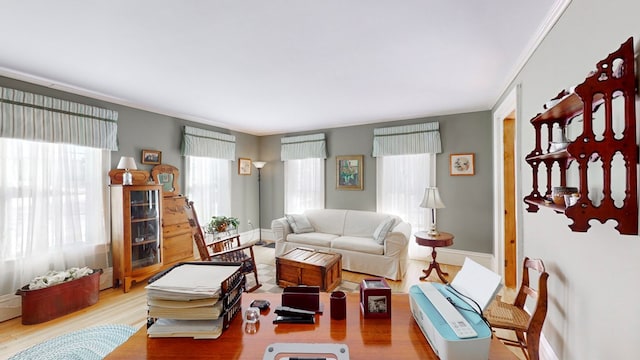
[360,278,391,318]
[141,149,162,165]
[238,158,252,175]
[450,153,475,176]
[336,155,363,190]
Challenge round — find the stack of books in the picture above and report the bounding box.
[145,262,244,339]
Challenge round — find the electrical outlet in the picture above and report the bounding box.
[247,220,253,226]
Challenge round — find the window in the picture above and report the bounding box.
[284,158,325,214]
[0,138,110,295]
[185,156,231,223]
[377,153,435,258]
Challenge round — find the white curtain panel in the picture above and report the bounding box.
[284,158,325,214]
[0,138,110,295]
[185,156,232,224]
[376,153,435,259]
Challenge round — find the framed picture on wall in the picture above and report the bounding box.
[141,149,162,165]
[238,158,252,175]
[336,155,363,190]
[450,153,475,176]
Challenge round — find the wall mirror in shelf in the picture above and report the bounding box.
[523,37,638,235]
[151,164,180,197]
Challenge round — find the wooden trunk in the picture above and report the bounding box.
[16,269,102,325]
[276,248,342,292]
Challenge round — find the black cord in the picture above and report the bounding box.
[445,285,494,336]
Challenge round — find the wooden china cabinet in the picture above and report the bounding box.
[523,37,638,235]
[111,184,163,292]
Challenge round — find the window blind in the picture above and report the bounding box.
[281,133,327,160]
[0,86,118,150]
[181,126,236,160]
[372,122,441,157]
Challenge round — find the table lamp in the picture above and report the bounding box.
[117,156,137,185]
[419,187,445,236]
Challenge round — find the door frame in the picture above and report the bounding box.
[492,85,522,284]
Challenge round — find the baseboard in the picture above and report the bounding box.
[540,333,559,360]
[0,293,21,322]
[99,267,113,291]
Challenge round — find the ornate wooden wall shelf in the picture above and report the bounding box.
[524,37,638,235]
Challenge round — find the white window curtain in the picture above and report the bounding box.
[185,156,231,224]
[284,158,325,214]
[374,122,441,259]
[0,86,117,297]
[281,134,327,214]
[181,126,235,225]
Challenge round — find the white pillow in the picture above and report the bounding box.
[285,214,314,234]
[372,217,395,245]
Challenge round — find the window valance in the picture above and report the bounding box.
[372,122,442,157]
[181,126,236,160]
[281,133,327,161]
[0,86,118,150]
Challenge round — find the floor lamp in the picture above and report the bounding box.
[253,161,267,245]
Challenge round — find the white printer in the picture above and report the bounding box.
[409,258,502,360]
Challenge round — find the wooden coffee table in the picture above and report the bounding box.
[276,247,342,292]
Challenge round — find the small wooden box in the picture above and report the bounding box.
[276,248,342,292]
[360,278,391,318]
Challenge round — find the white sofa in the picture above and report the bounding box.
[271,209,411,281]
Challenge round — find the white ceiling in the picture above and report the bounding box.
[0,1,565,136]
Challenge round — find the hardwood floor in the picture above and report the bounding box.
[0,245,521,359]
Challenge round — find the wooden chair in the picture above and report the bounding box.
[184,200,261,292]
[483,257,549,360]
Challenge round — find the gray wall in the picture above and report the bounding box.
[493,0,640,358]
[0,76,262,235]
[262,111,494,254]
[0,73,493,256]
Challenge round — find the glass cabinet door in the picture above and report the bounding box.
[129,188,161,270]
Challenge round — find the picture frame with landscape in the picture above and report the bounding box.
[141,149,162,165]
[336,155,363,190]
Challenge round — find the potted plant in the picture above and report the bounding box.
[206,215,239,234]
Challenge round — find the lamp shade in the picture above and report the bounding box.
[116,156,137,170]
[419,187,445,209]
[253,161,266,169]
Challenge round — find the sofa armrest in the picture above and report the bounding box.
[383,221,411,257]
[271,217,291,242]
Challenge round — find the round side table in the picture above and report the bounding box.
[414,231,454,283]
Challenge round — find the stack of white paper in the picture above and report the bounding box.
[146,264,241,338]
[449,257,502,312]
[147,318,224,339]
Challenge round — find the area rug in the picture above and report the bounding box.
[9,324,137,360]
[248,264,360,294]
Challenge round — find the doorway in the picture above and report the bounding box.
[502,112,517,288]
[493,86,519,289]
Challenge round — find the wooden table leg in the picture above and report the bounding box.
[419,247,449,283]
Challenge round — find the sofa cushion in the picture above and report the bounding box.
[372,217,395,245]
[285,214,314,234]
[331,236,384,255]
[304,209,347,235]
[342,210,397,237]
[287,232,337,248]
